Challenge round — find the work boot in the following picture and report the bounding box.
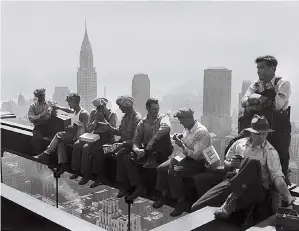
[35,152,50,165]
[78,177,89,185]
[69,172,79,180]
[127,185,147,200]
[54,164,67,178]
[214,193,237,219]
[170,201,189,217]
[152,196,168,209]
[143,152,159,169]
[90,176,109,188]
[117,188,129,198]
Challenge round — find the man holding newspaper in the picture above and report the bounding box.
[153,108,219,217]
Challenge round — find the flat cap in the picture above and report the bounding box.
[116,96,134,107]
[34,88,46,96]
[92,97,108,107]
[174,108,194,119]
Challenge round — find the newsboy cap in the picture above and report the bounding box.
[174,108,194,118]
[116,96,134,107]
[92,97,108,107]
[34,88,46,96]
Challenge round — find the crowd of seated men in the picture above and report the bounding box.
[29,54,296,222]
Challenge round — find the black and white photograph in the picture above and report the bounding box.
[1,1,299,231]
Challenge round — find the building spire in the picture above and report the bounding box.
[85,16,87,32]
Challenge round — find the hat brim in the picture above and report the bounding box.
[245,127,275,133]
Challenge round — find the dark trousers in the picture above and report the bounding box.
[71,139,107,178]
[115,147,132,187]
[191,157,267,212]
[193,170,227,199]
[156,157,206,199]
[32,124,52,154]
[267,128,291,176]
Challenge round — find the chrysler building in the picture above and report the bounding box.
[77,21,97,112]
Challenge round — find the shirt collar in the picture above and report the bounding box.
[188,121,199,133]
[256,76,277,87]
[124,110,137,119]
[246,137,267,148]
[145,113,163,124]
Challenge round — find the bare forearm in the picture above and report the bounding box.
[57,106,73,113]
[274,177,293,204]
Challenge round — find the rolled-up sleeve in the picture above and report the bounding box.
[241,83,257,107]
[274,81,291,111]
[108,113,117,128]
[266,148,284,182]
[225,140,239,161]
[153,115,171,141]
[183,130,211,161]
[28,104,38,123]
[133,121,143,148]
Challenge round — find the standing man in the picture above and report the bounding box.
[191,115,295,221]
[70,97,117,185]
[35,93,89,177]
[240,55,291,182]
[123,98,173,200]
[153,108,213,217]
[28,88,53,154]
[89,96,142,190]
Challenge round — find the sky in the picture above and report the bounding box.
[1,1,299,120]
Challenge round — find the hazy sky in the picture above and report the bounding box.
[1,1,299,120]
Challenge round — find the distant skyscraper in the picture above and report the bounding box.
[132,73,150,117]
[17,92,26,106]
[201,67,232,136]
[290,134,299,161]
[77,22,97,112]
[52,87,70,107]
[238,80,252,112]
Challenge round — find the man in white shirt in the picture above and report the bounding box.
[153,108,213,217]
[240,55,291,180]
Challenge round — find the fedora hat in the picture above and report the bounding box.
[245,114,275,133]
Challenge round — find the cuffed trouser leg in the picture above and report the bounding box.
[193,171,225,199]
[155,159,171,194]
[124,154,143,187]
[116,148,131,186]
[191,157,266,213]
[169,158,206,199]
[45,133,60,153]
[71,140,85,172]
[81,142,95,178]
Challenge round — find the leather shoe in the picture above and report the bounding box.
[69,173,79,180]
[35,152,50,165]
[117,188,129,198]
[170,201,189,217]
[152,197,168,209]
[214,193,237,219]
[78,178,89,185]
[127,185,147,200]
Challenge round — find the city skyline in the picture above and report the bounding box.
[2,1,299,121]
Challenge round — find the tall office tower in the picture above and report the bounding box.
[132,73,150,117]
[52,87,70,107]
[77,22,97,112]
[290,134,299,161]
[201,67,232,137]
[238,80,252,112]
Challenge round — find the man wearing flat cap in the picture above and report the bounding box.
[70,97,117,185]
[153,108,213,217]
[90,96,142,191]
[191,115,295,221]
[28,88,54,154]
